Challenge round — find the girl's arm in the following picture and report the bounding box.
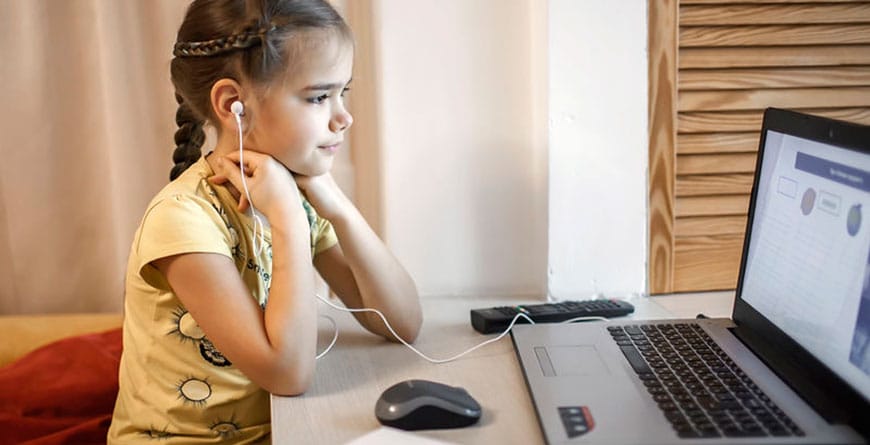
[299,174,423,343]
[154,152,318,396]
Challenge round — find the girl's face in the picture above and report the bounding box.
[248,33,354,177]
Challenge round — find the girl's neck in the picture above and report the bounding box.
[211,130,239,157]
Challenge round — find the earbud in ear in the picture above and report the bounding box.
[230,101,244,116]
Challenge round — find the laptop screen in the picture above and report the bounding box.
[740,128,870,401]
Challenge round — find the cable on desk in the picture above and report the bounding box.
[315,294,608,364]
[316,314,339,360]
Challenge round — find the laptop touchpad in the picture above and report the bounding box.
[534,345,610,377]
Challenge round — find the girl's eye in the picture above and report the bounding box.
[308,94,329,104]
[340,87,351,97]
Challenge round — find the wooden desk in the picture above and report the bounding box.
[271,292,735,444]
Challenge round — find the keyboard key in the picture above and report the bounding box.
[619,346,652,374]
[698,427,721,438]
[677,429,701,438]
[612,322,800,439]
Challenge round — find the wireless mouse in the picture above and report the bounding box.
[374,379,482,430]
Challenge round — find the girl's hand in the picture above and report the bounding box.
[209,151,303,222]
[294,173,352,221]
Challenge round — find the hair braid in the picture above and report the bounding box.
[170,94,206,181]
[173,26,274,58]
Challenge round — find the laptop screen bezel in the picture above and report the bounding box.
[732,107,870,436]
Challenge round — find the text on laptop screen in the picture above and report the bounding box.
[742,130,870,400]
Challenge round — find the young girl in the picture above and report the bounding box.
[108,0,422,442]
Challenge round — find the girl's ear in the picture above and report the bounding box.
[210,79,245,132]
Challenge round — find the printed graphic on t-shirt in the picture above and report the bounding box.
[211,417,242,439]
[142,426,172,440]
[176,376,212,406]
[168,306,232,367]
[200,338,232,367]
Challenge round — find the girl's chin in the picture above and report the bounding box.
[287,163,333,177]
[274,157,329,175]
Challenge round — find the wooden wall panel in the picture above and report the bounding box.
[648,0,678,294]
[681,3,870,25]
[677,108,870,133]
[676,195,751,217]
[683,0,866,4]
[679,87,870,112]
[677,153,757,175]
[676,174,754,196]
[678,133,759,152]
[681,45,870,69]
[673,235,744,292]
[681,25,870,47]
[680,67,870,90]
[648,0,870,294]
[675,215,747,237]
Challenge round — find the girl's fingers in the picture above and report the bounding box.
[212,157,246,194]
[211,151,295,216]
[221,150,264,174]
[238,194,250,212]
[216,156,242,178]
[213,156,259,212]
[208,174,229,185]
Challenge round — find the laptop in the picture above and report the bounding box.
[511,108,870,444]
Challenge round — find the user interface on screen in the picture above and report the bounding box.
[742,129,870,400]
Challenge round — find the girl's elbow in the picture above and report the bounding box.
[410,312,424,342]
[402,327,421,344]
[269,384,308,397]
[261,361,315,396]
[395,310,423,343]
[265,371,313,396]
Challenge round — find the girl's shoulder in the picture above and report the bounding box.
[134,158,231,235]
[146,158,215,210]
[132,158,236,263]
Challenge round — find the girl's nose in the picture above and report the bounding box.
[330,108,353,133]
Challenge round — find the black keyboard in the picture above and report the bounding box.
[609,323,804,439]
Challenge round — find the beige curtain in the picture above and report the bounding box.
[0,1,189,314]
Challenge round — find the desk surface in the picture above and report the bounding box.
[271,292,735,444]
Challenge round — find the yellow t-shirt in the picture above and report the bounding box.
[108,157,337,444]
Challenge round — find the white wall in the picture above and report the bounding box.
[367,0,648,299]
[372,0,547,298]
[547,0,649,299]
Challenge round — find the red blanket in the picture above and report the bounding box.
[0,328,122,444]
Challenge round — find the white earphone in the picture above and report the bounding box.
[229,99,265,257]
[231,100,244,116]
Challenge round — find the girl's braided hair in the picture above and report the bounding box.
[169,0,351,180]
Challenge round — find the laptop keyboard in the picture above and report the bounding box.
[609,323,805,439]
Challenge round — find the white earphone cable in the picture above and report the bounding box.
[314,294,609,363]
[233,108,266,257]
[316,314,339,359]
